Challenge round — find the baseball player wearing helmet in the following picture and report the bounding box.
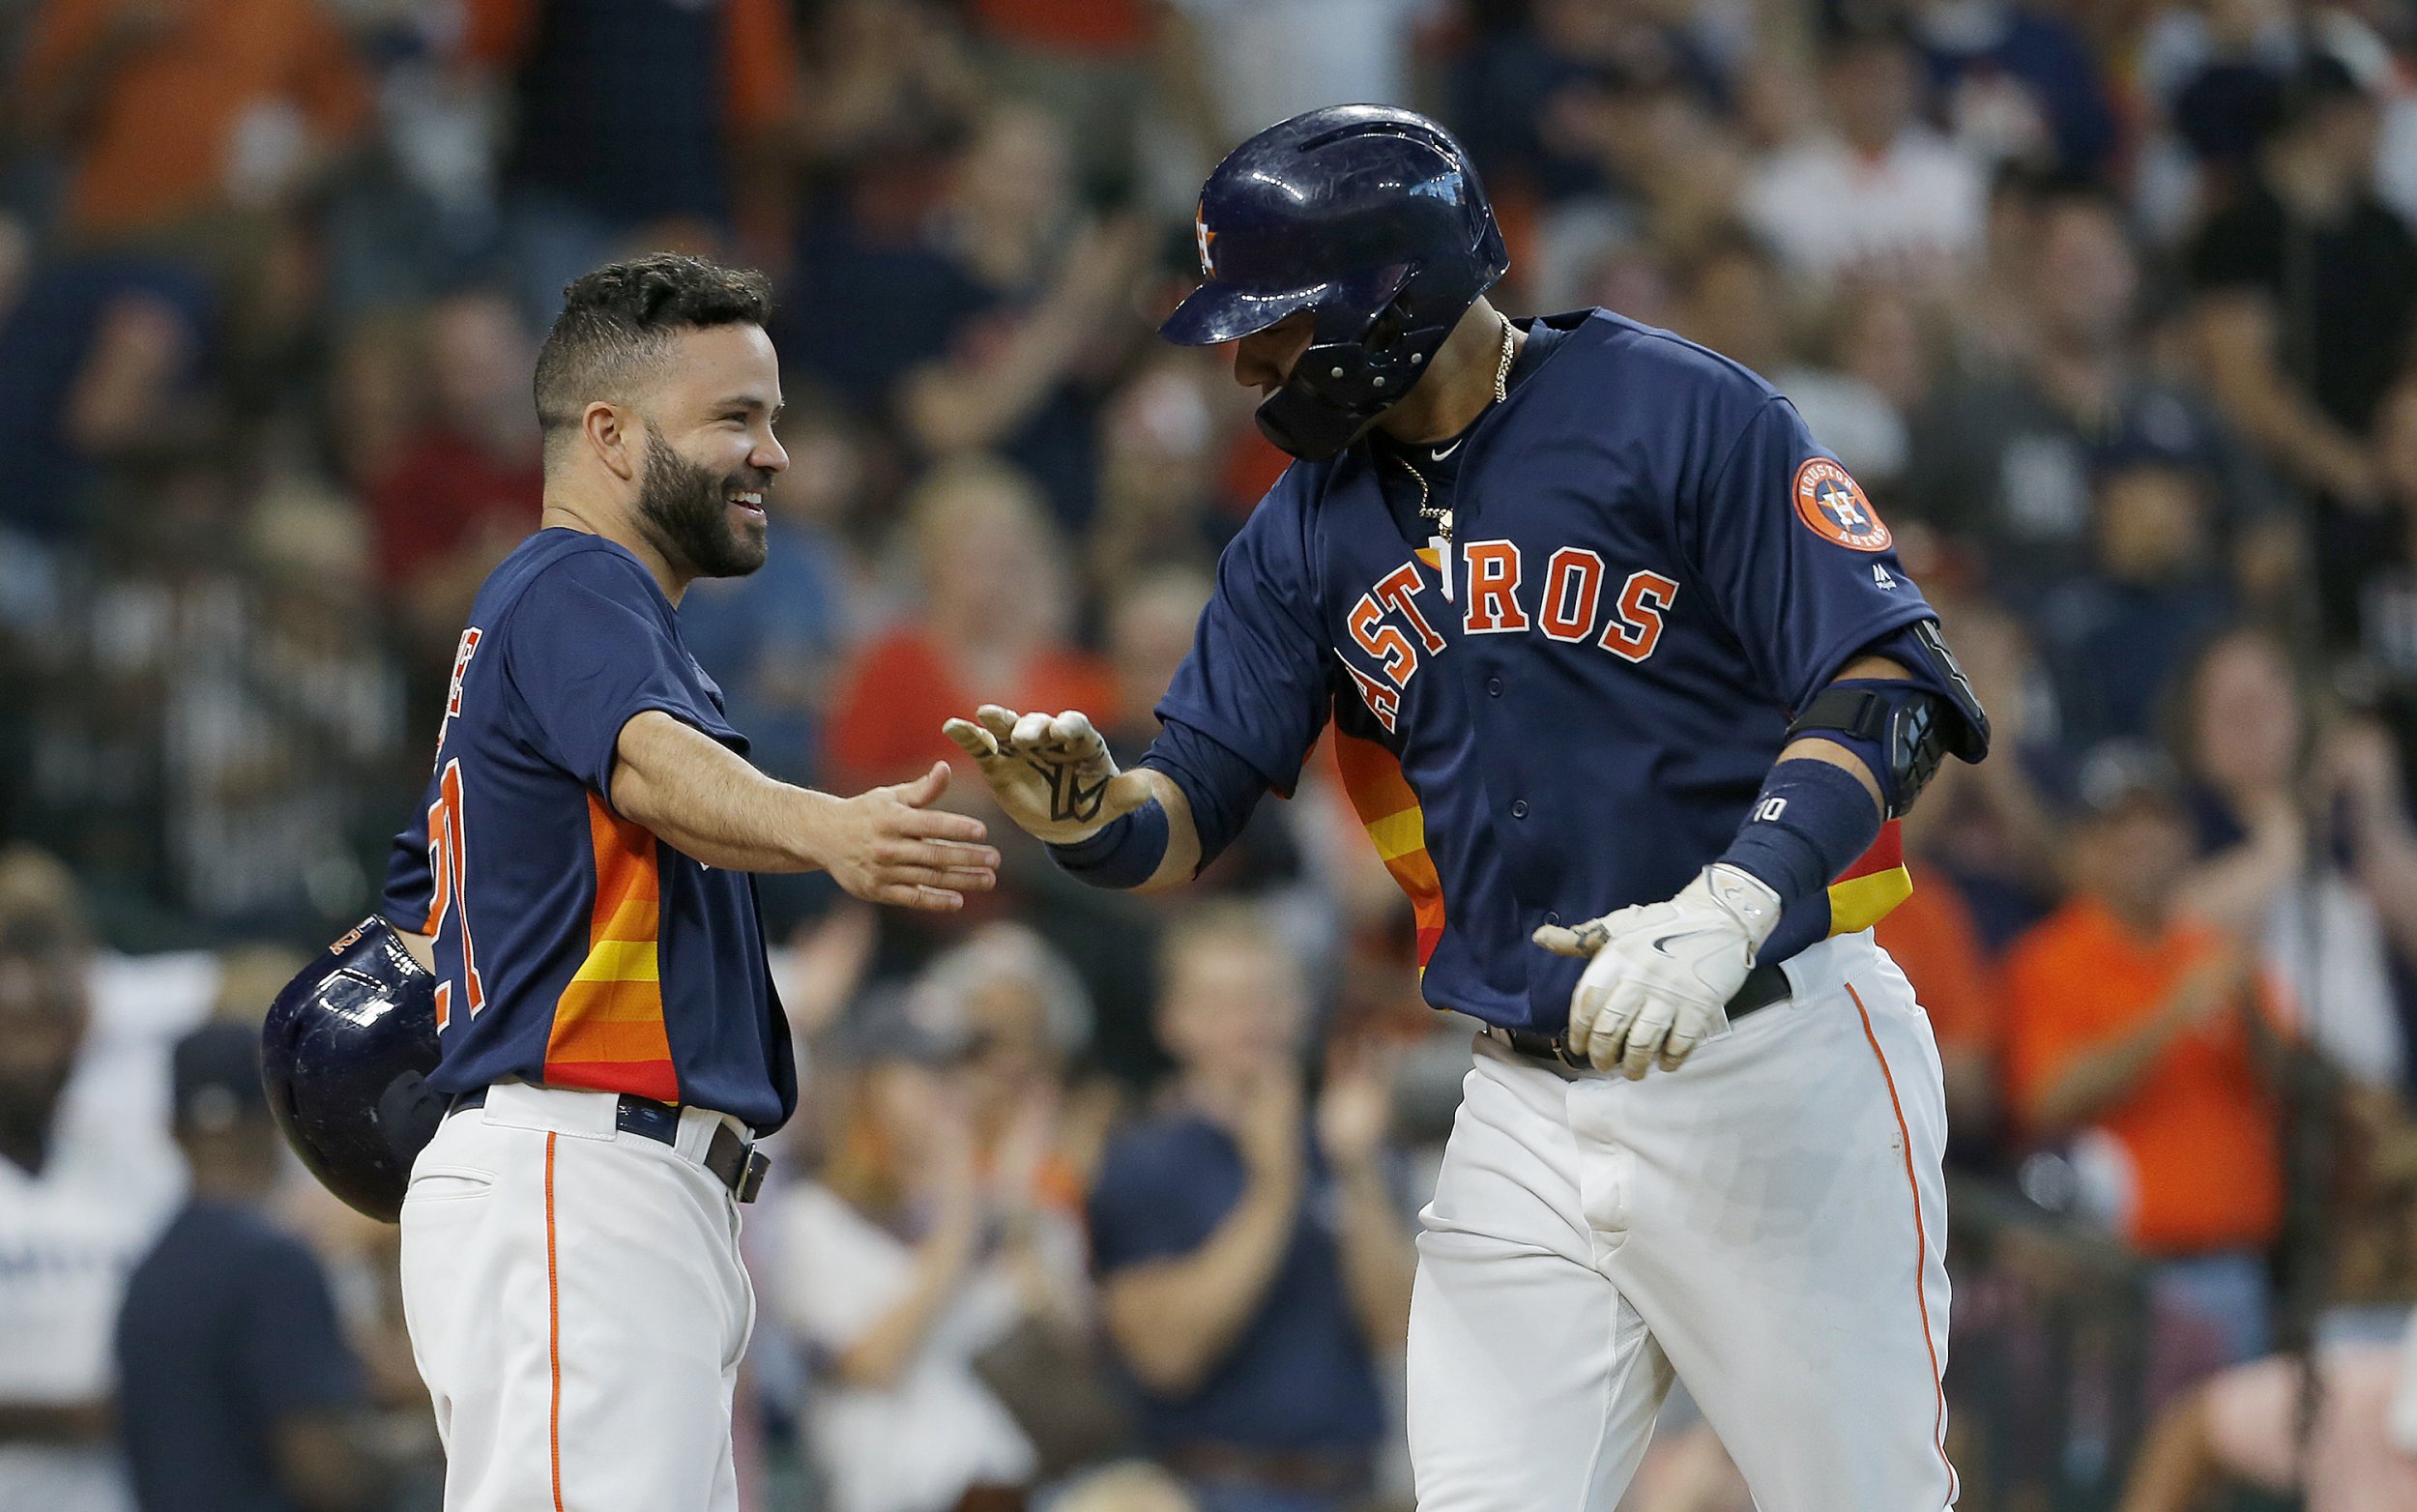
[947,106,1989,1511]
[376,255,999,1512]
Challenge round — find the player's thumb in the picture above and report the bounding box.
[893,760,951,809]
[1532,923,1592,957]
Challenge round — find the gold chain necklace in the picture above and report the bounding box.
[1404,315,1517,544]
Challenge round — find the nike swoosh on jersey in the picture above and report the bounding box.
[1430,440,1463,460]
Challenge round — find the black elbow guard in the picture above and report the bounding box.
[1785,621,1992,818]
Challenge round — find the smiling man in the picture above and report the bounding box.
[379,254,997,1512]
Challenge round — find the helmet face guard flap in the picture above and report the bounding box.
[1161,106,1511,462]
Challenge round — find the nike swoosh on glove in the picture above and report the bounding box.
[1530,864,1783,1079]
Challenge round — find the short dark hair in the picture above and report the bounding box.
[531,254,774,444]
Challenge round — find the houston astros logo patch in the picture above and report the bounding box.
[1791,459,1890,552]
[1195,205,1218,276]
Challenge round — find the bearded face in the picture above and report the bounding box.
[635,424,772,580]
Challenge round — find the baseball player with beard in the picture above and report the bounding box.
[380,255,999,1512]
[946,108,1991,1510]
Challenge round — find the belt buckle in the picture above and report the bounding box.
[737,1149,770,1204]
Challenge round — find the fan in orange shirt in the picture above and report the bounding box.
[826,457,1115,796]
[2004,744,2285,1263]
[18,0,370,243]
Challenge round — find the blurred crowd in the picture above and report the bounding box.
[5,0,2417,1509]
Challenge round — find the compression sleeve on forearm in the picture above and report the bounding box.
[1716,758,1883,909]
[1136,717,1272,873]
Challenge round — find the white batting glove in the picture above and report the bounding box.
[941,705,1152,845]
[1531,864,1784,1079]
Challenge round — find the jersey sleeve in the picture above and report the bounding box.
[500,551,743,801]
[1152,484,1332,798]
[380,771,438,932]
[1680,396,1937,712]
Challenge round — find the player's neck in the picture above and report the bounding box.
[1371,299,1523,449]
[539,493,693,605]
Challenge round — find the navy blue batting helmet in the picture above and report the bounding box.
[260,917,446,1222]
[1160,104,1509,461]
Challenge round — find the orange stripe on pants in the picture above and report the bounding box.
[545,1131,565,1512]
[1846,982,1958,1503]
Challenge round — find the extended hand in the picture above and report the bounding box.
[941,705,1153,844]
[1531,864,1782,1078]
[821,763,1000,912]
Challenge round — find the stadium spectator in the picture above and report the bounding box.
[892,107,1151,530]
[366,289,543,668]
[2189,56,2416,591]
[1088,905,1412,1512]
[15,0,369,246]
[114,1022,381,1512]
[2030,455,2240,748]
[2004,743,2286,1362]
[1449,0,1729,212]
[1738,23,1988,291]
[2114,1314,2417,1512]
[825,457,1114,795]
[1156,0,1428,156]
[454,0,799,316]
[0,846,189,1512]
[1905,180,2282,602]
[1912,0,2119,179]
[963,0,1158,205]
[905,922,1103,1221]
[775,1001,1093,1512]
[2357,375,2417,688]
[2169,628,2417,1090]
[0,253,217,548]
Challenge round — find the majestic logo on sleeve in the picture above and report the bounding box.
[1792,459,1891,552]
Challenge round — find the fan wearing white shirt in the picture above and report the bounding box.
[775,1034,1089,1512]
[1739,24,1988,292]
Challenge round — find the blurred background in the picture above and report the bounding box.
[3,0,2417,1509]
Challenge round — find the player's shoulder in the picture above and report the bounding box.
[474,529,667,629]
[1565,307,1787,409]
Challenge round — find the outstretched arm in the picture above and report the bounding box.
[614,711,998,911]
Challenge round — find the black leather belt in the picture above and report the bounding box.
[450,1088,769,1203]
[1494,959,1791,1069]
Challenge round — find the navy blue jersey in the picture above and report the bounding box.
[382,530,795,1130]
[1153,310,1932,1034]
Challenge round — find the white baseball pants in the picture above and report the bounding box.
[1407,932,1957,1511]
[398,1082,757,1512]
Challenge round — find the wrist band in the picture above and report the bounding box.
[1717,759,1881,908]
[1047,799,1171,890]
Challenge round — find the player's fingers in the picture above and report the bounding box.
[1532,924,1586,957]
[882,862,997,893]
[888,760,951,808]
[975,705,1023,742]
[882,837,1000,873]
[1620,999,1675,1081]
[1051,710,1103,754]
[1657,1030,1702,1074]
[1011,710,1056,747]
[942,718,1003,763]
[876,882,967,913]
[893,807,992,845]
